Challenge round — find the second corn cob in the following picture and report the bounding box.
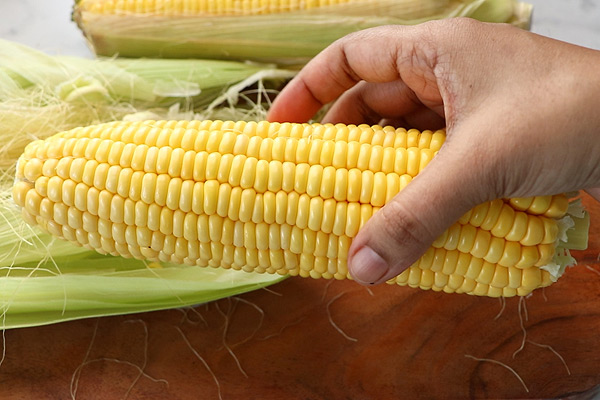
[73,0,533,64]
[12,120,586,297]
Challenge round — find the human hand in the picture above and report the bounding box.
[267,18,600,285]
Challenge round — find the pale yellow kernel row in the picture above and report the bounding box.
[508,195,569,218]
[21,153,420,207]
[81,0,362,16]
[456,199,560,245]
[213,120,443,149]
[428,227,554,269]
[394,261,552,298]
[460,196,568,222]
[414,246,552,285]
[27,134,439,177]
[47,120,445,151]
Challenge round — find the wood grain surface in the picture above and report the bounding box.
[1,195,599,400]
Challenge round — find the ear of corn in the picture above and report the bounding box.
[73,0,533,65]
[12,119,588,298]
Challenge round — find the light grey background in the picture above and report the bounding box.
[0,1,92,56]
[0,0,599,54]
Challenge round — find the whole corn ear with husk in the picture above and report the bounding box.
[12,120,589,298]
[73,0,533,65]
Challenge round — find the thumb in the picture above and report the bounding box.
[348,141,490,285]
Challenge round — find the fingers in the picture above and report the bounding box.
[378,107,446,131]
[267,24,436,123]
[321,80,416,124]
[265,19,600,288]
[348,139,489,285]
[320,80,445,129]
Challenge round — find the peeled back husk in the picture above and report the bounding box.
[0,38,294,170]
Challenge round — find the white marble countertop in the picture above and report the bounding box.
[0,0,93,56]
[0,0,598,55]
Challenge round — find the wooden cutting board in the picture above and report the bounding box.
[1,195,599,399]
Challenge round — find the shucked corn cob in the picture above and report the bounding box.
[12,120,581,297]
[80,0,398,16]
[75,0,526,20]
[73,0,533,64]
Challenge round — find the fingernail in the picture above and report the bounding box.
[350,246,389,284]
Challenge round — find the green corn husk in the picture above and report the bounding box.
[73,0,533,65]
[0,39,290,329]
[0,38,294,169]
[0,39,289,106]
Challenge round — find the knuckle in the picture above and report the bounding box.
[418,17,482,49]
